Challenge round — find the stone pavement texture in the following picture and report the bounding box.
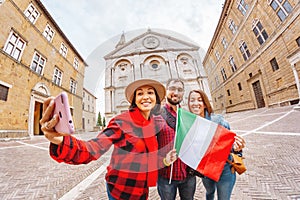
[0,105,300,199]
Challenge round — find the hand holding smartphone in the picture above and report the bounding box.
[54,92,75,134]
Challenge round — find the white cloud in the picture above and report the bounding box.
[41,0,224,58]
[40,0,225,114]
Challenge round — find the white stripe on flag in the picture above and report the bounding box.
[178,116,218,169]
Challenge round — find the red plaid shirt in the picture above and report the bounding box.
[50,107,160,200]
[157,104,188,181]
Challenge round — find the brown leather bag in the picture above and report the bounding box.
[227,153,247,175]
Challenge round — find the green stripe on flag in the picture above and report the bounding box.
[175,108,196,152]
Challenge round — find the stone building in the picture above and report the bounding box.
[203,0,300,113]
[0,0,87,138]
[82,88,97,132]
[103,29,211,122]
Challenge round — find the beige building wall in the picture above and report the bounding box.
[203,0,300,113]
[82,88,97,132]
[0,0,87,138]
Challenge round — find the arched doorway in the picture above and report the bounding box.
[28,83,51,137]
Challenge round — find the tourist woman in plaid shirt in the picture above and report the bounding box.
[40,79,177,200]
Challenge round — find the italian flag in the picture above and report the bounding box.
[175,108,235,182]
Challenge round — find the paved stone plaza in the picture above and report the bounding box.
[0,105,300,199]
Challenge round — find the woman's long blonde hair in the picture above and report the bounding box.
[188,90,213,116]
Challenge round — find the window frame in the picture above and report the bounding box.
[52,67,63,86]
[150,60,160,70]
[270,57,279,71]
[43,24,55,42]
[229,56,237,72]
[70,78,77,94]
[30,51,46,75]
[118,63,128,71]
[215,51,220,60]
[0,81,12,101]
[3,31,26,61]
[228,19,238,34]
[270,0,293,21]
[221,67,228,81]
[227,89,231,96]
[239,41,251,61]
[252,19,268,45]
[215,75,220,86]
[237,0,249,16]
[221,37,228,49]
[24,3,40,24]
[59,42,68,58]
[238,82,242,91]
[73,57,79,70]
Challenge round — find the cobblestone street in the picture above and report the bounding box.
[1,105,300,199]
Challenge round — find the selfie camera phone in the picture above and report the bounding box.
[54,92,75,134]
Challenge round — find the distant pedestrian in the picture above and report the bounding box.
[40,79,177,200]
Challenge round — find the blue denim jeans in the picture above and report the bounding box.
[202,162,236,200]
[157,175,196,200]
[106,182,116,200]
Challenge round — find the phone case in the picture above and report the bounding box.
[54,92,75,134]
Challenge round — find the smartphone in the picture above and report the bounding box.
[53,92,75,134]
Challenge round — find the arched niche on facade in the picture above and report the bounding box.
[142,54,169,81]
[32,82,51,97]
[113,59,134,87]
[177,53,195,78]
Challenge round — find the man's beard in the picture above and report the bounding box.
[167,97,182,106]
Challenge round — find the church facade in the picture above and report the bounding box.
[103,29,211,121]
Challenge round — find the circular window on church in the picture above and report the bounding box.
[152,63,158,69]
[180,57,188,65]
[118,63,127,71]
[150,60,160,70]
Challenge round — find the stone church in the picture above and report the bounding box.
[103,29,211,122]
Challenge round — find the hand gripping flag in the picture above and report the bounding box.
[175,108,235,181]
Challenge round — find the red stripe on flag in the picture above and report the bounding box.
[196,125,235,181]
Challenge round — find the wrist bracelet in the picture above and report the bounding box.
[163,158,171,166]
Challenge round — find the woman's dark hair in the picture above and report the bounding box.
[129,89,162,115]
[188,89,213,116]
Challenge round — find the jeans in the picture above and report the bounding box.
[157,175,196,200]
[202,162,236,200]
[106,182,116,200]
